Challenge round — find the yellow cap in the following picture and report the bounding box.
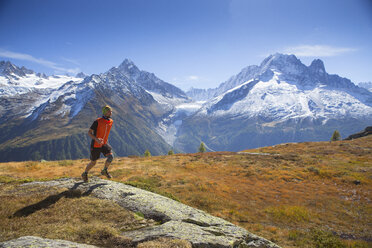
[102,105,112,115]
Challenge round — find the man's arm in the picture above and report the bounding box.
[88,129,103,144]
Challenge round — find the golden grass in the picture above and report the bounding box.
[0,136,371,247]
[0,184,137,247]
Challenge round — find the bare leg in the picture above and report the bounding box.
[103,153,113,170]
[82,160,97,182]
[104,160,111,170]
[101,154,113,179]
[85,160,97,173]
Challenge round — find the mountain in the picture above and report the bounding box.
[0,60,188,162]
[2,55,371,160]
[175,53,372,152]
[117,59,187,100]
[186,65,260,101]
[358,81,372,92]
[76,72,87,78]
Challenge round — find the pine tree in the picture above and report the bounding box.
[168,150,174,155]
[330,130,341,141]
[144,149,151,157]
[199,142,206,153]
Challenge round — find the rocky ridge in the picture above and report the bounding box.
[344,126,372,140]
[1,177,281,248]
[0,236,98,248]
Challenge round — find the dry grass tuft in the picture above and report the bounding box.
[0,183,153,247]
[137,237,192,248]
[265,205,312,223]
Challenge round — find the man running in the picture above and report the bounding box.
[82,105,114,182]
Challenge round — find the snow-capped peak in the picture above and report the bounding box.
[118,59,140,74]
[0,61,83,96]
[259,53,307,76]
[194,53,372,123]
[309,59,326,75]
[0,60,35,78]
[75,72,87,78]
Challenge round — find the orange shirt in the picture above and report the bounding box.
[91,117,113,148]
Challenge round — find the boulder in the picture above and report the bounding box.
[0,236,98,248]
[12,177,281,248]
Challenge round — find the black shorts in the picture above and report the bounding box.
[90,144,113,161]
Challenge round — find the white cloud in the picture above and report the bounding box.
[61,57,80,66]
[282,45,357,57]
[0,49,80,74]
[188,75,200,81]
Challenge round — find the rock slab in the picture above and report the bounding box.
[0,236,99,248]
[11,177,281,248]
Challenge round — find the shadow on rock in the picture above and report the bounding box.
[12,182,107,217]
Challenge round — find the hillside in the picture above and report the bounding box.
[0,60,180,162]
[0,136,371,247]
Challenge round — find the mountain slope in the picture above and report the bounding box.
[358,81,372,92]
[186,65,260,101]
[175,54,372,152]
[0,60,183,161]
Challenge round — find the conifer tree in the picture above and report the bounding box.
[144,149,151,157]
[199,142,206,153]
[168,150,174,155]
[330,130,341,141]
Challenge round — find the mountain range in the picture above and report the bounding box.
[0,60,188,161]
[177,54,372,152]
[0,54,371,161]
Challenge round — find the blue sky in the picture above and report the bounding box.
[0,0,371,90]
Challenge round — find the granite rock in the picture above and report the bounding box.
[15,177,281,248]
[0,236,99,248]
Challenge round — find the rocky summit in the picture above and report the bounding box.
[1,177,281,248]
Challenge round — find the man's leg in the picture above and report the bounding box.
[82,147,100,182]
[82,160,97,182]
[85,160,97,173]
[101,153,113,179]
[104,153,113,169]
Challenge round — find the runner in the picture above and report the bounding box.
[81,105,114,182]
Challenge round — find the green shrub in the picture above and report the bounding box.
[331,130,341,141]
[144,149,151,157]
[311,229,345,248]
[199,142,206,153]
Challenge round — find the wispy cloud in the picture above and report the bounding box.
[61,57,80,66]
[282,45,357,57]
[188,75,200,81]
[0,49,80,74]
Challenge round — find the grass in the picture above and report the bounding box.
[265,205,312,223]
[0,182,191,248]
[0,183,136,247]
[0,136,371,247]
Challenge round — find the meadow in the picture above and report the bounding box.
[0,136,371,247]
